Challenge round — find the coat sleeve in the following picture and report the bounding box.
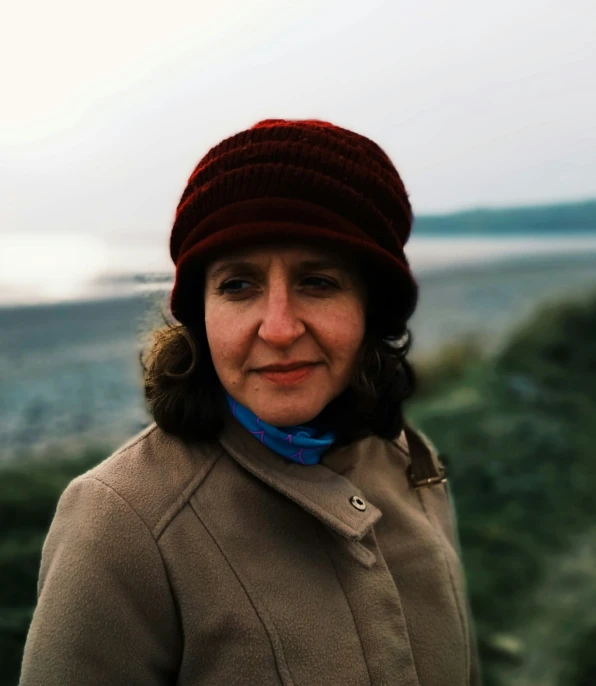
[19,475,181,686]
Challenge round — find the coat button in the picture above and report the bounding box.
[350,495,367,511]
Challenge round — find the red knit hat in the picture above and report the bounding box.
[169,118,418,335]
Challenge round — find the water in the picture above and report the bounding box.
[0,296,157,459]
[2,232,596,307]
[2,235,596,461]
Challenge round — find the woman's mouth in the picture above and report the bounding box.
[256,363,319,386]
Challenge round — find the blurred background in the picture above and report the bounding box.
[1,1,596,683]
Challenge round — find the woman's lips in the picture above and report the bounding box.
[257,364,319,386]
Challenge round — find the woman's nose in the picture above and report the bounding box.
[257,289,306,349]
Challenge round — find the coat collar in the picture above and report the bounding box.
[217,415,383,542]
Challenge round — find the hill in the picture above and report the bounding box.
[414,198,596,235]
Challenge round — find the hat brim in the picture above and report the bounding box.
[171,220,418,335]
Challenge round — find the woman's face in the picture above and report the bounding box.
[204,244,367,427]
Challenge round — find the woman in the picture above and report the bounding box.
[20,119,480,685]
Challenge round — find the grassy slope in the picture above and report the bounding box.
[0,451,104,683]
[2,288,596,684]
[409,288,596,685]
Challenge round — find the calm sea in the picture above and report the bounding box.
[1,233,596,460]
[2,232,596,307]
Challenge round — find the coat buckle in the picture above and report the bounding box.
[407,465,447,489]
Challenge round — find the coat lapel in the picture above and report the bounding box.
[217,416,382,542]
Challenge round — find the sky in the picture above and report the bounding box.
[1,0,595,301]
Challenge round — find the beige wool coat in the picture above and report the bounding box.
[20,417,480,685]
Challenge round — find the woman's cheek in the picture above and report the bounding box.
[327,305,366,344]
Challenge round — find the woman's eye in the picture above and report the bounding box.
[218,279,252,294]
[217,276,338,296]
[302,276,338,291]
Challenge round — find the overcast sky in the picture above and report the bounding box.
[1,0,595,244]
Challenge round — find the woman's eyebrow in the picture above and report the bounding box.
[207,261,260,281]
[295,259,346,272]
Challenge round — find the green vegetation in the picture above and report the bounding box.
[415,198,596,235]
[2,287,596,684]
[0,451,105,683]
[409,289,596,685]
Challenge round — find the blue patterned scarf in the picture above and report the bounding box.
[225,393,335,465]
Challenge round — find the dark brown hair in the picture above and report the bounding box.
[142,313,417,446]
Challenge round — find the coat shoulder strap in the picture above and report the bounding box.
[402,423,447,489]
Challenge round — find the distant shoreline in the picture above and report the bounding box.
[3,243,596,312]
[1,247,595,458]
[414,249,596,280]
